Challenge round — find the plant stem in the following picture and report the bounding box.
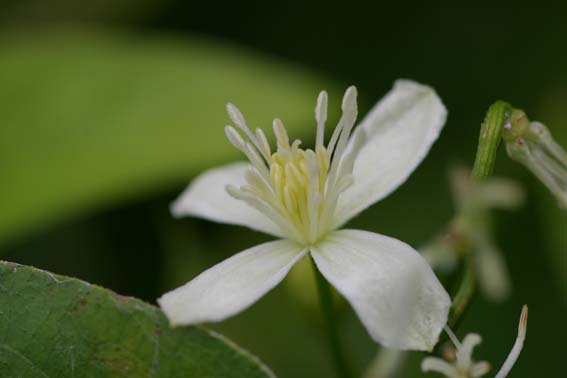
[446,101,512,328]
[471,101,512,179]
[447,256,476,328]
[310,256,351,378]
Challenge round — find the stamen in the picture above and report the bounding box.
[341,85,358,113]
[226,103,246,127]
[328,130,364,193]
[316,146,329,188]
[255,128,272,161]
[244,142,269,178]
[271,164,284,197]
[226,103,261,149]
[327,86,358,188]
[291,139,302,153]
[327,86,358,159]
[494,305,528,378]
[315,90,328,146]
[273,119,290,150]
[283,185,297,213]
[308,192,321,243]
[304,150,319,179]
[340,128,366,175]
[245,166,275,198]
[319,174,352,232]
[326,123,343,159]
[226,184,303,241]
[224,126,245,151]
[285,163,304,192]
[305,149,321,241]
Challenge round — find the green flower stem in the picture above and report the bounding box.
[310,256,351,378]
[472,101,512,179]
[448,101,512,328]
[447,256,476,328]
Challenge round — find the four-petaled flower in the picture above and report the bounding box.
[158,80,451,351]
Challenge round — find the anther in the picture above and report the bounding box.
[227,102,262,152]
[315,91,328,147]
[273,119,290,150]
[255,128,271,160]
[224,126,245,151]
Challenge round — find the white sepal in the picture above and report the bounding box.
[159,239,307,325]
[170,162,285,238]
[310,229,450,351]
[333,80,447,227]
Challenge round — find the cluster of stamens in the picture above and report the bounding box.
[224,87,363,244]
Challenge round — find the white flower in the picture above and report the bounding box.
[422,333,491,378]
[423,166,524,302]
[422,305,528,378]
[158,80,451,351]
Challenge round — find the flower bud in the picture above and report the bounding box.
[503,109,567,209]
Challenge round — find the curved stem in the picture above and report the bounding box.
[310,256,351,378]
[472,101,511,179]
[448,100,511,326]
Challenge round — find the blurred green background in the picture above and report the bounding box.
[0,1,565,377]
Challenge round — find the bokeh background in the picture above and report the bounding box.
[0,1,565,377]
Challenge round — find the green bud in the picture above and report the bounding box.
[502,109,529,142]
[503,110,567,209]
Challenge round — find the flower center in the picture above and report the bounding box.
[224,87,361,244]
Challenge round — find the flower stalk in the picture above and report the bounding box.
[311,257,351,378]
[472,101,512,179]
[448,101,512,328]
[447,256,475,328]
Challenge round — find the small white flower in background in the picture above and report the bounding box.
[503,109,567,209]
[422,305,528,378]
[423,167,524,302]
[158,80,451,351]
[423,333,491,378]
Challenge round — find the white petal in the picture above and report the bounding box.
[475,241,511,302]
[421,357,459,378]
[477,178,525,209]
[311,229,450,351]
[333,80,447,226]
[158,239,307,325]
[456,333,482,371]
[171,161,285,237]
[471,361,491,378]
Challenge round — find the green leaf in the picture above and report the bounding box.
[0,260,275,378]
[0,30,331,246]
